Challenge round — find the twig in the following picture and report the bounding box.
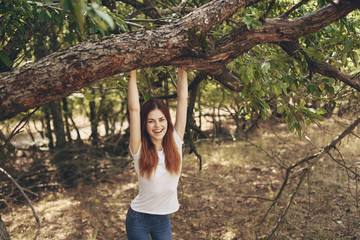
[1,107,39,151]
[187,130,203,171]
[124,21,144,28]
[144,0,162,18]
[306,168,311,218]
[259,167,291,224]
[259,116,360,229]
[27,1,62,11]
[265,168,309,239]
[325,0,337,5]
[243,195,273,202]
[124,18,175,24]
[153,0,182,17]
[328,147,360,207]
[0,130,15,152]
[259,0,276,22]
[328,147,359,178]
[0,167,41,240]
[280,0,311,18]
[356,177,359,208]
[244,138,288,169]
[164,66,177,88]
[294,116,360,169]
[182,175,219,187]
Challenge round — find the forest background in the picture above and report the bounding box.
[0,0,360,239]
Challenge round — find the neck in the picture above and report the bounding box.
[151,139,163,151]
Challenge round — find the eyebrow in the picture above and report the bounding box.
[148,117,166,120]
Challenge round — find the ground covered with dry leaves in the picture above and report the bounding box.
[2,117,360,239]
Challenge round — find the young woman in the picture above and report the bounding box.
[126,68,188,240]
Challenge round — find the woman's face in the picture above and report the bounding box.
[146,108,168,144]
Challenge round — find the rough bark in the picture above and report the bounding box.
[0,0,358,120]
[0,215,10,240]
[279,41,360,92]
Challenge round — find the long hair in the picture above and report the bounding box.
[139,98,181,179]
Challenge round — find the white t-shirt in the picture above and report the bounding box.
[130,130,183,215]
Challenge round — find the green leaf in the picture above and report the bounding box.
[119,24,127,32]
[0,50,12,67]
[316,108,327,115]
[61,0,85,33]
[288,120,295,132]
[272,84,281,96]
[341,52,347,65]
[85,3,114,31]
[253,80,261,91]
[261,61,270,74]
[246,67,254,81]
[94,7,114,29]
[46,10,52,19]
[83,91,94,101]
[262,75,269,83]
[280,80,287,94]
[325,85,334,94]
[344,40,352,53]
[238,106,244,115]
[250,19,262,29]
[243,15,262,30]
[351,51,359,67]
[277,104,285,114]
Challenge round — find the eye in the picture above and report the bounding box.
[160,118,165,122]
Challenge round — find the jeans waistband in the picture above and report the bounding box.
[128,207,170,218]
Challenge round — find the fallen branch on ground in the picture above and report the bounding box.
[0,167,41,240]
[244,116,360,237]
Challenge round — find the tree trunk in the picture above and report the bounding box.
[0,0,358,120]
[43,105,54,149]
[62,98,72,143]
[89,89,99,145]
[49,101,66,148]
[0,215,10,240]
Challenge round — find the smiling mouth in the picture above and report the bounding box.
[153,129,164,134]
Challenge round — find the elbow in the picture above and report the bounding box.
[177,94,188,103]
[178,90,188,100]
[128,104,140,113]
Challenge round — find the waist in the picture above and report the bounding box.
[128,206,170,218]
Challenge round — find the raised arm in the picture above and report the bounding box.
[128,70,141,154]
[174,68,188,141]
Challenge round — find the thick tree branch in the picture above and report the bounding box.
[0,0,358,120]
[279,41,360,92]
[307,58,360,91]
[214,68,245,92]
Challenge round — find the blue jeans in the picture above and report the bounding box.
[125,207,173,240]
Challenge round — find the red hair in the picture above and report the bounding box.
[139,98,181,179]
